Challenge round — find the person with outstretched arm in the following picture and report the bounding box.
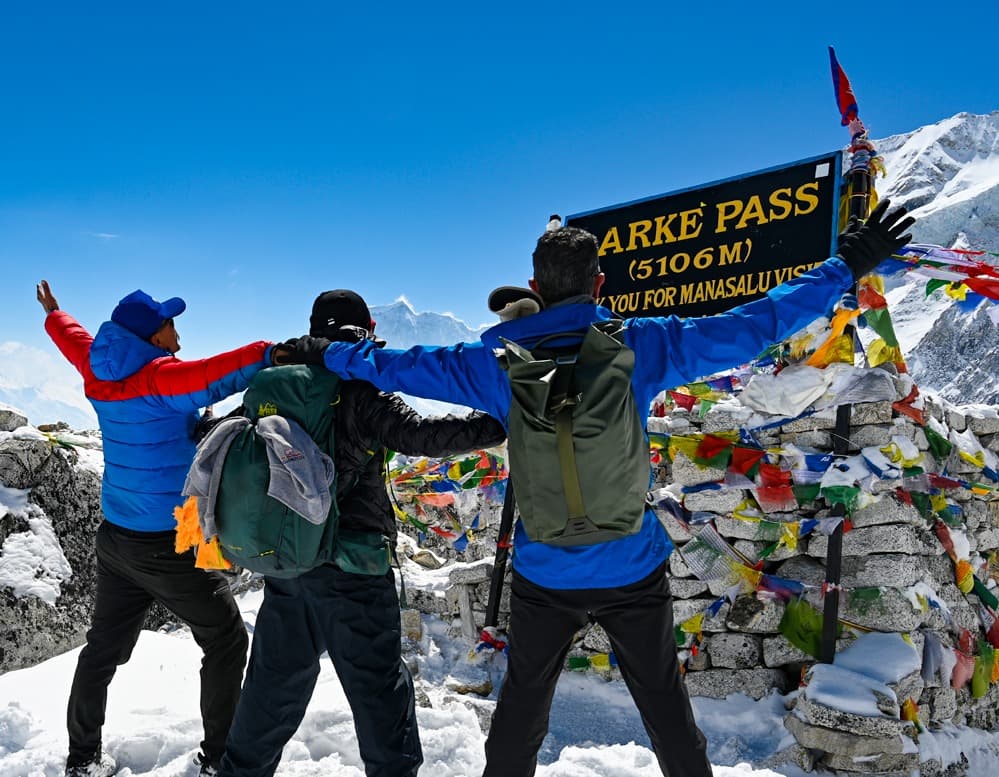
[280,200,914,777]
[218,289,506,777]
[37,281,288,777]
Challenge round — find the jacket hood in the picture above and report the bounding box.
[480,302,616,351]
[90,320,172,381]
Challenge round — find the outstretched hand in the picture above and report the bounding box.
[36,280,59,313]
[271,335,332,366]
[836,198,915,280]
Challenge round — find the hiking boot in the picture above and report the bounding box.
[65,752,116,776]
[194,752,220,776]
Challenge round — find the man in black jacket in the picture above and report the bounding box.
[218,290,506,777]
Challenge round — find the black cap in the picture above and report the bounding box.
[309,290,373,341]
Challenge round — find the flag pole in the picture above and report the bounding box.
[820,47,876,663]
[483,478,516,632]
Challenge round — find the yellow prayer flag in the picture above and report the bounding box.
[680,612,704,634]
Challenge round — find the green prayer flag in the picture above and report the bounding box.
[925,279,948,297]
[793,483,821,504]
[925,426,953,461]
[779,597,834,659]
[567,655,591,671]
[972,640,994,699]
[863,308,900,348]
[973,576,999,610]
[820,485,860,513]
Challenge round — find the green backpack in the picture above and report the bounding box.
[500,319,650,546]
[213,364,389,578]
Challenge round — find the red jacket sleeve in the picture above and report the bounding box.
[44,311,94,376]
[146,342,274,412]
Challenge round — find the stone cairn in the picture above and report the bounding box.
[394,374,999,776]
[0,408,173,674]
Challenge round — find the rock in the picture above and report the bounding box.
[0,439,54,489]
[839,554,924,589]
[946,410,967,433]
[758,743,815,773]
[920,754,970,777]
[670,579,709,599]
[967,414,999,435]
[850,497,924,529]
[921,687,957,724]
[705,633,761,669]
[0,408,29,432]
[784,713,908,755]
[804,587,924,633]
[808,524,928,559]
[848,424,894,451]
[782,409,837,432]
[762,635,813,667]
[851,401,894,425]
[683,667,786,699]
[581,624,612,653]
[682,488,745,514]
[700,406,753,433]
[724,595,785,634]
[448,560,493,585]
[401,608,423,641]
[821,750,919,774]
[410,550,444,569]
[783,430,832,449]
[794,696,912,739]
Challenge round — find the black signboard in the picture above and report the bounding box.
[565,152,842,319]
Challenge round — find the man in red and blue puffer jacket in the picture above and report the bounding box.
[37,280,282,777]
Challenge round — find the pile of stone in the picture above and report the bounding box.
[0,410,172,674]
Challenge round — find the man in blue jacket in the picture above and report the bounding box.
[284,200,914,776]
[39,281,283,777]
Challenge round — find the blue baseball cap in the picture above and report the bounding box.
[111,290,186,340]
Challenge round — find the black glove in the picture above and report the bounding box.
[835,198,915,280]
[274,335,332,366]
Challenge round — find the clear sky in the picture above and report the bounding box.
[2,1,995,359]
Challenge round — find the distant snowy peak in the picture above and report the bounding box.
[876,111,999,249]
[0,342,97,430]
[871,111,999,405]
[371,297,488,349]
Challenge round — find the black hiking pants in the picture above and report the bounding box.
[66,521,248,769]
[219,564,422,777]
[483,562,712,777]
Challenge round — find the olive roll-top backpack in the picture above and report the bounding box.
[500,319,650,546]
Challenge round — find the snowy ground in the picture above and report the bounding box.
[3,580,999,777]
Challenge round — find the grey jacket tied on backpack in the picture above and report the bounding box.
[255,414,335,523]
[185,414,335,539]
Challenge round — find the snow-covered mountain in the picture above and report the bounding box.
[1,111,996,426]
[371,297,488,349]
[0,342,97,430]
[873,111,999,403]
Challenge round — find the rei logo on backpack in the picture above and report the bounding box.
[209,364,344,578]
[500,319,649,546]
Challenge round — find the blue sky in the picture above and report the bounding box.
[2,1,995,359]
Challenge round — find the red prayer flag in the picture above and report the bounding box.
[829,47,859,126]
[669,390,697,411]
[731,447,766,477]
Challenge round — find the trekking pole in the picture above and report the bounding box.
[483,478,516,630]
[820,47,873,664]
